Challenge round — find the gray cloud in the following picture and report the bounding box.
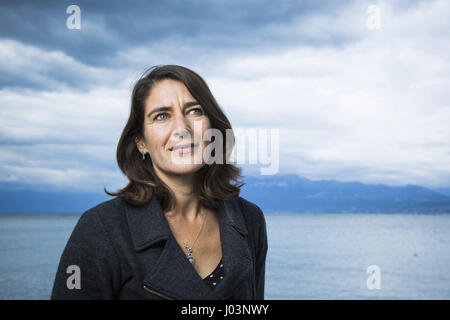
[0,0,353,69]
[1,0,450,192]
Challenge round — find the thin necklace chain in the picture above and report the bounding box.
[185,211,208,250]
[170,210,208,265]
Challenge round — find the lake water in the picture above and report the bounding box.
[0,213,449,299]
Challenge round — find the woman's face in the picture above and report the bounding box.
[135,79,211,177]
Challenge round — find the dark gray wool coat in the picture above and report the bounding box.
[51,195,268,300]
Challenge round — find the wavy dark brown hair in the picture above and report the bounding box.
[105,65,243,211]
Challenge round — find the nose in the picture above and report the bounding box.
[172,113,192,139]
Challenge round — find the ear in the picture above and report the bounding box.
[135,136,148,154]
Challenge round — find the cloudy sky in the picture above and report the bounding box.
[0,0,449,193]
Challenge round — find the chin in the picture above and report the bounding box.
[163,163,205,176]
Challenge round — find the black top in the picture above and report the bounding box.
[203,259,225,289]
[51,196,268,300]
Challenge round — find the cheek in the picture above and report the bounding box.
[205,118,212,131]
[145,128,168,152]
[200,119,212,138]
[188,118,210,141]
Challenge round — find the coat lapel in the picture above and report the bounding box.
[125,196,252,300]
[210,199,253,299]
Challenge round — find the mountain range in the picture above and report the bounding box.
[1,174,450,214]
[239,175,450,213]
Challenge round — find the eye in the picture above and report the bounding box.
[187,107,204,116]
[154,113,169,121]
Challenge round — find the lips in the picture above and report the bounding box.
[169,143,198,151]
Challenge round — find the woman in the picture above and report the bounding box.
[51,65,268,300]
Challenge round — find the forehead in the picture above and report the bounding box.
[146,79,195,109]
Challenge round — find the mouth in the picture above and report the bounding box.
[169,143,199,152]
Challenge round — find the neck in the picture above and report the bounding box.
[154,167,202,221]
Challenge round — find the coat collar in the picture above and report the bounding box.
[125,195,249,252]
[124,195,252,300]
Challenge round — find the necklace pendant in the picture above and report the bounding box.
[178,212,208,267]
[187,251,195,265]
[184,242,195,265]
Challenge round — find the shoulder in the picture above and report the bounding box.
[233,196,268,257]
[81,196,128,220]
[237,196,263,214]
[83,196,125,216]
[233,196,266,232]
[236,196,264,220]
[75,196,129,236]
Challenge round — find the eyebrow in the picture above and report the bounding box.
[147,101,200,119]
